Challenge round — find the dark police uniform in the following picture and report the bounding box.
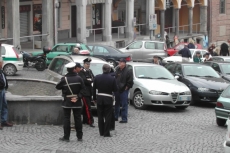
[56,62,85,141]
[78,58,95,127]
[93,72,117,137]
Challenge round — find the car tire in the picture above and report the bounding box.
[175,106,188,110]
[133,91,146,110]
[216,118,226,126]
[107,60,116,67]
[3,64,17,76]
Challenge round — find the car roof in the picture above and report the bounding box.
[57,55,108,64]
[126,62,160,67]
[55,43,86,45]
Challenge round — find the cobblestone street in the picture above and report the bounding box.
[1,69,227,153]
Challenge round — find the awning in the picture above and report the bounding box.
[87,0,106,4]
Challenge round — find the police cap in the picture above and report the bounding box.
[65,62,76,68]
[83,57,92,63]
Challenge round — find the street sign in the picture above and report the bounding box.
[86,29,90,37]
[149,14,157,30]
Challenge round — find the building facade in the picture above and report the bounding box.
[0,0,209,50]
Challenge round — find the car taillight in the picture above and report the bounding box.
[12,47,19,59]
[125,56,131,61]
[216,102,224,108]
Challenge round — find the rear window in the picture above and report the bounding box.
[1,46,6,55]
[156,43,164,50]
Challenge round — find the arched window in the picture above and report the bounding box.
[220,0,226,14]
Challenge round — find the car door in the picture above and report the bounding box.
[142,42,156,62]
[124,41,143,61]
[47,45,69,63]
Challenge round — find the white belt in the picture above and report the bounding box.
[97,93,113,98]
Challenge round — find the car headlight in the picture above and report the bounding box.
[198,88,210,92]
[184,91,191,95]
[149,90,162,95]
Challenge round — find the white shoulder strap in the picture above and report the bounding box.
[65,77,73,95]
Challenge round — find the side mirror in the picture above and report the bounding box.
[175,73,182,78]
[126,47,129,50]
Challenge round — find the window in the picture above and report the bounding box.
[57,1,61,28]
[1,46,6,55]
[52,45,69,52]
[94,46,109,54]
[165,63,176,74]
[156,43,164,50]
[212,63,221,73]
[221,86,230,98]
[220,0,225,14]
[88,46,93,50]
[49,58,66,75]
[175,64,182,75]
[128,41,142,49]
[145,42,155,49]
[212,57,224,62]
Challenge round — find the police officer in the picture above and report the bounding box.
[78,57,95,127]
[93,64,118,137]
[56,62,85,142]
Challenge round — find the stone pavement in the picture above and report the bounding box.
[2,69,227,153]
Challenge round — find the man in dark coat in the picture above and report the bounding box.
[56,62,85,142]
[220,43,229,56]
[93,64,118,137]
[78,57,95,127]
[0,59,13,130]
[178,45,192,62]
[114,58,133,123]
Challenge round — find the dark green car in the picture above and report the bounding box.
[32,43,91,65]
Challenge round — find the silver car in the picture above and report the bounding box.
[127,62,191,110]
[119,40,167,62]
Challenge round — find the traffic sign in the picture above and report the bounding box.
[149,14,157,30]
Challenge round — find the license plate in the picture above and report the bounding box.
[178,96,189,101]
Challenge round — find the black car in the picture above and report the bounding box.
[212,56,230,62]
[88,44,132,67]
[203,61,230,82]
[165,62,230,104]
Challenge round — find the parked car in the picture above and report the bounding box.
[45,55,114,109]
[124,62,191,110]
[167,42,202,56]
[88,44,132,67]
[119,40,167,62]
[224,116,230,152]
[1,44,23,76]
[212,56,230,62]
[162,49,208,65]
[215,85,230,126]
[32,43,91,65]
[165,62,230,105]
[203,61,230,82]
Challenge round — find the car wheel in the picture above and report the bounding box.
[216,118,226,126]
[175,106,188,110]
[133,91,146,110]
[107,60,116,67]
[3,64,17,76]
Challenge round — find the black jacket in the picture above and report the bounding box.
[78,68,94,97]
[187,43,195,49]
[115,66,133,92]
[178,47,192,58]
[56,72,85,108]
[93,73,118,102]
[0,70,8,90]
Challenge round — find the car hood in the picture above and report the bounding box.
[135,79,190,93]
[185,76,229,90]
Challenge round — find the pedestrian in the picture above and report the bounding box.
[0,58,13,130]
[72,44,81,55]
[187,39,195,49]
[114,58,133,123]
[193,51,202,63]
[78,57,95,127]
[178,44,192,62]
[93,64,118,137]
[220,43,229,56]
[165,35,171,48]
[153,55,163,65]
[56,62,85,142]
[204,53,212,62]
[208,44,216,56]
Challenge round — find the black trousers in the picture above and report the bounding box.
[97,96,113,136]
[82,96,94,125]
[63,108,83,139]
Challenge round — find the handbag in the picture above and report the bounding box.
[65,77,78,103]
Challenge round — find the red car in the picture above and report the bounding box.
[167,43,202,56]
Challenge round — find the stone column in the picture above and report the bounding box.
[103,0,112,42]
[175,8,179,36]
[146,0,155,39]
[42,0,54,47]
[76,0,87,44]
[188,7,193,35]
[7,0,20,50]
[200,6,208,35]
[126,0,134,41]
[160,10,165,41]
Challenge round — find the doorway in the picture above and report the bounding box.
[71,5,77,37]
[92,4,102,34]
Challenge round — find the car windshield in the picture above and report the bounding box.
[221,85,230,98]
[183,65,220,78]
[173,50,194,56]
[221,64,230,74]
[62,63,105,76]
[135,66,174,80]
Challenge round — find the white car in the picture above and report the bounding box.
[224,117,230,153]
[1,44,23,76]
[162,49,209,64]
